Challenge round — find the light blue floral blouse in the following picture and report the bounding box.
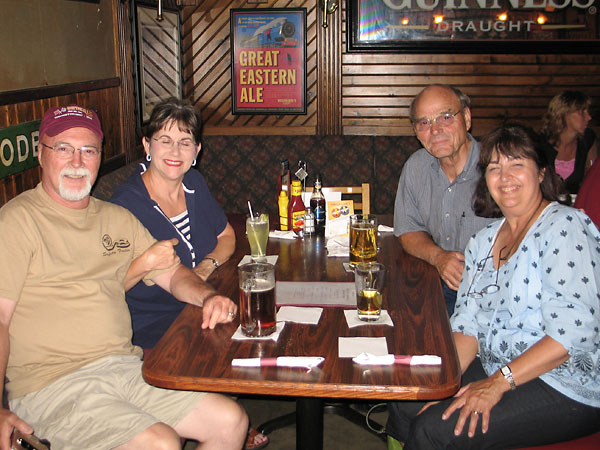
[451,202,600,407]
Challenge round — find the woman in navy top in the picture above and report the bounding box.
[112,98,235,349]
[111,98,271,450]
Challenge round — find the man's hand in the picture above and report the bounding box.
[201,295,237,329]
[432,251,465,290]
[0,409,33,450]
[143,238,180,271]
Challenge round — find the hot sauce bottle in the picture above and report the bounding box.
[310,174,326,235]
[288,179,306,235]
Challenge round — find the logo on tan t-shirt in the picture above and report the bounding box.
[102,234,131,254]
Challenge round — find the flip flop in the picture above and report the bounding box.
[245,427,269,450]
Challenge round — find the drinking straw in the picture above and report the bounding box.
[247,200,254,218]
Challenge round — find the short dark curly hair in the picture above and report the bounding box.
[473,124,568,218]
[144,97,203,145]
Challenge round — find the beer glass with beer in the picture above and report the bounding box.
[349,214,378,265]
[238,262,277,337]
[246,213,269,261]
[354,263,385,321]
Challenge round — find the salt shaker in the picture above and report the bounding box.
[303,207,315,237]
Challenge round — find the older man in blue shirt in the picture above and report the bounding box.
[394,84,494,315]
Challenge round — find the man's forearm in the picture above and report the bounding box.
[123,256,151,291]
[399,231,444,266]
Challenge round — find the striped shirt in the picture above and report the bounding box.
[170,210,196,266]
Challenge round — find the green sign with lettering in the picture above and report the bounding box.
[0,120,41,179]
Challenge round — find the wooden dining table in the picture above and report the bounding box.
[143,214,461,449]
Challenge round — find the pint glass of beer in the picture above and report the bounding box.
[238,262,276,337]
[349,214,378,265]
[354,263,385,321]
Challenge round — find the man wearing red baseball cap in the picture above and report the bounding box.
[0,105,246,449]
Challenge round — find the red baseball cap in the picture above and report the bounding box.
[39,105,104,140]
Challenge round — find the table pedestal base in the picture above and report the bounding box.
[257,398,387,450]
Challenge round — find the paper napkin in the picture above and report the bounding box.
[237,255,279,266]
[343,309,394,328]
[338,336,388,358]
[378,225,394,233]
[277,306,323,325]
[231,322,285,341]
[269,230,297,240]
[326,236,349,257]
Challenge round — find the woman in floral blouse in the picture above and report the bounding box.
[387,124,600,449]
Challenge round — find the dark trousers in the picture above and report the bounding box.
[387,359,600,450]
[441,280,457,317]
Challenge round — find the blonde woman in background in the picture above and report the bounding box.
[540,90,597,194]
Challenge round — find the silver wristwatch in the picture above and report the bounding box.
[500,365,516,390]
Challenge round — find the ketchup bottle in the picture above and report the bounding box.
[288,179,306,235]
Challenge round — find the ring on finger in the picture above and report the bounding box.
[228,311,235,316]
[472,411,481,415]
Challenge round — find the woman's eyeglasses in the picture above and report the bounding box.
[466,245,509,299]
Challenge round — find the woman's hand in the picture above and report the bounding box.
[201,294,237,329]
[442,372,508,438]
[143,238,180,271]
[124,238,180,291]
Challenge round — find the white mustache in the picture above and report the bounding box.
[58,167,92,201]
[60,167,91,180]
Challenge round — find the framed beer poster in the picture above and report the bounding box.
[347,0,600,53]
[230,8,307,115]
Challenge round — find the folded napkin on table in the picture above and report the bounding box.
[269,230,297,240]
[277,306,323,325]
[237,255,279,266]
[338,336,389,358]
[378,224,394,233]
[326,236,349,257]
[231,322,285,341]
[343,309,394,328]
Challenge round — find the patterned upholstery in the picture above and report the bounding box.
[93,135,423,216]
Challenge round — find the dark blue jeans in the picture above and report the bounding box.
[387,359,600,450]
[441,280,457,317]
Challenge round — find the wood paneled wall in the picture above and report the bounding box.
[0,1,136,207]
[181,0,319,135]
[0,86,126,205]
[182,0,600,137]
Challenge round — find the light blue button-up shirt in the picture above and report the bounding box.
[452,203,600,407]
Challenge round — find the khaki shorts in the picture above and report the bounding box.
[10,354,205,450]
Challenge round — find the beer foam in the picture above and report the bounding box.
[250,279,274,292]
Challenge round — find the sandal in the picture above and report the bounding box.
[245,427,269,450]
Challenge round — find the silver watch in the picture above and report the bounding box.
[500,365,516,390]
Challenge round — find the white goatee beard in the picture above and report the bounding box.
[59,167,92,201]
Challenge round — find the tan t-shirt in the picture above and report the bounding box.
[0,184,159,400]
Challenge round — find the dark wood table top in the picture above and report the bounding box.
[143,214,461,401]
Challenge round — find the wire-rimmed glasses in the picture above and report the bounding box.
[466,245,504,299]
[40,142,101,160]
[152,137,196,151]
[413,110,462,133]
